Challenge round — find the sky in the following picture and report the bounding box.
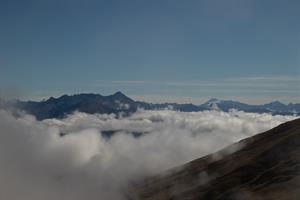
[0,0,299,104]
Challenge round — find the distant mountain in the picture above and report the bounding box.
[135,101,205,112]
[201,98,300,115]
[0,93,299,120]
[14,92,138,120]
[129,118,300,200]
[139,98,299,115]
[201,98,266,112]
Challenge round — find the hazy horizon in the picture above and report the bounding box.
[1,90,299,106]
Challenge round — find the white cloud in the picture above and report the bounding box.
[0,109,296,200]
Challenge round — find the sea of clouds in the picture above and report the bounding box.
[0,109,296,200]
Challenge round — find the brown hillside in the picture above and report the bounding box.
[129,118,300,200]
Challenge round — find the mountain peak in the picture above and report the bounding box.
[205,98,220,104]
[109,91,133,102]
[112,91,125,96]
[46,96,57,102]
[202,98,222,110]
[266,101,285,106]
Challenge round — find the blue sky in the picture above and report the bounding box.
[0,0,299,104]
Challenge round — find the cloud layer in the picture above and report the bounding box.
[0,109,296,200]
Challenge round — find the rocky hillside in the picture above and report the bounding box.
[129,118,300,200]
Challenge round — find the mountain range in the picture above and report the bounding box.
[0,92,299,120]
[128,118,300,200]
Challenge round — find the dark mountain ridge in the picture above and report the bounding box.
[0,92,299,120]
[13,92,138,120]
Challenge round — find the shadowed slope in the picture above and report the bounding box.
[129,118,300,200]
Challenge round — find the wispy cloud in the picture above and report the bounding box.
[227,75,300,82]
[91,75,300,104]
[94,75,299,87]
[21,75,300,104]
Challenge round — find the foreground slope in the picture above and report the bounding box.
[129,118,300,200]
